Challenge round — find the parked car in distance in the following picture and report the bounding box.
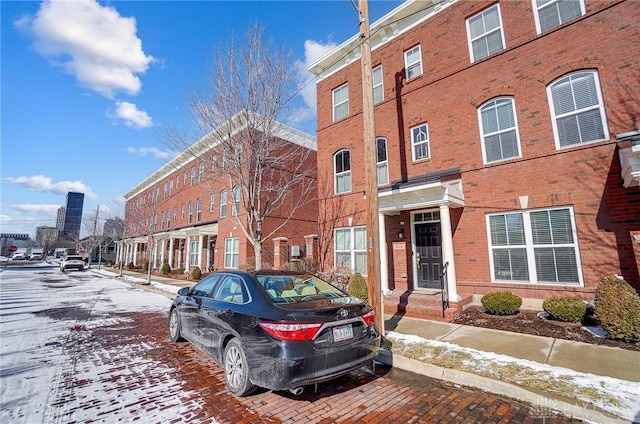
[30,253,43,261]
[60,255,85,272]
[169,270,380,396]
[11,253,26,260]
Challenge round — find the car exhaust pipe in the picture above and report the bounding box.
[289,387,304,395]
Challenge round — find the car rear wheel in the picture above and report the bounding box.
[223,338,256,396]
[169,309,184,342]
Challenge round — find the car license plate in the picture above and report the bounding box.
[333,324,353,342]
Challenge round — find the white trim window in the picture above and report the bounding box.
[169,179,174,195]
[232,186,240,216]
[373,65,384,104]
[189,240,200,267]
[334,149,352,194]
[220,190,227,217]
[376,137,388,185]
[163,182,168,199]
[190,167,196,185]
[466,4,505,62]
[199,162,205,182]
[335,227,367,275]
[224,237,240,269]
[332,84,349,122]
[404,45,422,80]
[411,123,430,161]
[479,97,522,163]
[181,204,185,220]
[487,207,582,285]
[533,0,586,34]
[161,211,165,230]
[548,70,608,149]
[196,198,202,223]
[210,194,215,212]
[188,201,193,224]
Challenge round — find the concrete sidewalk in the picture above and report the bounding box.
[106,268,639,423]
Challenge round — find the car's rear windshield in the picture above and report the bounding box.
[255,274,351,303]
[66,256,83,260]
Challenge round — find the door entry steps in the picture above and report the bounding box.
[384,290,472,322]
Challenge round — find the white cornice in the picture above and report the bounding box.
[307,0,458,81]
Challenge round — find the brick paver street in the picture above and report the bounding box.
[1,268,583,423]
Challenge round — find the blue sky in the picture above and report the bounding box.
[1,0,401,238]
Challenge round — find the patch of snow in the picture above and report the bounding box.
[387,332,640,422]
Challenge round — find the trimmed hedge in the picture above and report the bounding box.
[594,275,640,342]
[481,291,522,315]
[161,261,171,276]
[542,296,586,323]
[347,272,368,300]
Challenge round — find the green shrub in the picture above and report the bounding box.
[161,261,171,275]
[542,296,587,323]
[190,266,202,281]
[481,291,522,315]
[177,267,185,276]
[127,261,135,270]
[594,275,640,342]
[347,272,368,300]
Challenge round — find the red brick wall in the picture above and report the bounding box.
[125,130,318,271]
[316,0,640,296]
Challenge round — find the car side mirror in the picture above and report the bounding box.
[178,287,190,296]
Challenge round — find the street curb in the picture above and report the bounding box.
[390,354,628,424]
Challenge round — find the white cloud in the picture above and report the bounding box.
[109,101,153,129]
[295,39,338,117]
[14,0,155,98]
[126,146,172,159]
[12,204,61,214]
[0,214,13,224]
[4,175,98,200]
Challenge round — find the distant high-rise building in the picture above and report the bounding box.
[56,207,65,233]
[62,192,84,241]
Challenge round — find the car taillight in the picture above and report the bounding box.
[259,321,323,341]
[361,310,375,327]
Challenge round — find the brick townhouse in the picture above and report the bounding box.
[119,113,318,273]
[308,0,640,319]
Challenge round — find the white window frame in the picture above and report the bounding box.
[210,194,215,212]
[404,45,422,80]
[196,198,202,223]
[373,65,384,104]
[334,149,352,194]
[224,237,240,269]
[533,0,586,34]
[411,123,430,162]
[376,137,388,186]
[220,190,227,217]
[334,226,367,275]
[199,162,205,182]
[478,97,522,164]
[169,179,174,195]
[547,70,609,150]
[332,84,349,122]
[466,4,506,63]
[232,186,240,216]
[189,240,200,267]
[188,201,193,224]
[181,205,185,220]
[190,167,196,185]
[486,206,583,285]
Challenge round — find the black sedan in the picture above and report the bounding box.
[169,270,380,396]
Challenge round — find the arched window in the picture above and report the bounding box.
[232,186,240,216]
[547,70,608,149]
[196,198,203,222]
[478,97,521,163]
[334,149,351,194]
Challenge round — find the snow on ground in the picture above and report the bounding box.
[387,332,640,422]
[0,266,218,423]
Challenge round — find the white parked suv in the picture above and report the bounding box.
[60,255,85,272]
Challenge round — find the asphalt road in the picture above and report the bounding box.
[0,266,583,423]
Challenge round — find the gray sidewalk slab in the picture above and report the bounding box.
[548,339,640,382]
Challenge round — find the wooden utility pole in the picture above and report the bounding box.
[359,0,384,334]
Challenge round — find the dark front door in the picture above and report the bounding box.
[415,222,442,289]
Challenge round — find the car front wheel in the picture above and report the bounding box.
[169,309,184,342]
[223,338,256,396]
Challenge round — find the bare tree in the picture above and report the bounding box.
[164,24,316,270]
